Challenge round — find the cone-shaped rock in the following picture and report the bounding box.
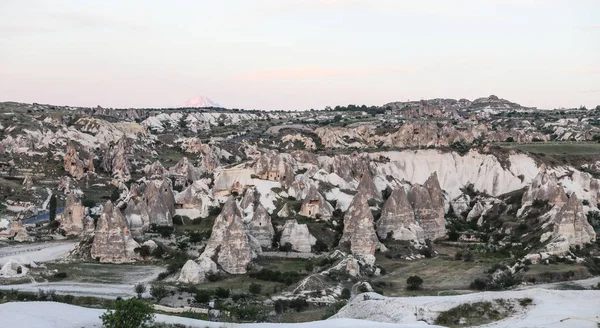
[552,193,596,247]
[339,191,380,264]
[408,172,446,241]
[376,188,424,243]
[90,201,140,263]
[357,171,382,202]
[247,204,274,248]
[522,165,568,207]
[280,219,316,253]
[300,185,333,219]
[58,193,87,237]
[218,214,253,274]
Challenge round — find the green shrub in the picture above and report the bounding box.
[249,283,262,295]
[100,298,155,328]
[406,275,423,290]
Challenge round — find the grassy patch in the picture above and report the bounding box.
[435,300,512,327]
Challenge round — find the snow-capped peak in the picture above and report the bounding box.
[181,96,222,108]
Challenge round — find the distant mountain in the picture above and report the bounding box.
[180,96,222,108]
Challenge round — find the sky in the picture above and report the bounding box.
[0,0,599,110]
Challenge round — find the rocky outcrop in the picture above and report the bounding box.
[143,161,167,179]
[239,187,257,212]
[57,176,72,194]
[339,191,381,264]
[277,203,296,218]
[58,193,93,237]
[0,221,30,242]
[300,185,333,219]
[122,198,150,236]
[548,194,596,252]
[177,257,218,284]
[169,157,201,187]
[100,136,131,182]
[0,260,29,278]
[280,219,316,253]
[376,188,424,243]
[174,180,216,219]
[254,152,294,188]
[22,175,33,191]
[408,172,446,241]
[90,201,140,263]
[247,204,274,248]
[522,165,568,207]
[63,143,87,179]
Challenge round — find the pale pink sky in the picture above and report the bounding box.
[0,0,599,110]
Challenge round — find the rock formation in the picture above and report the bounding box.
[339,191,381,264]
[549,193,596,251]
[280,219,316,253]
[63,143,86,179]
[254,152,294,188]
[174,180,216,219]
[0,260,29,278]
[217,214,253,274]
[169,157,201,187]
[201,197,254,274]
[122,198,150,236]
[90,201,140,263]
[408,172,446,241]
[356,171,382,202]
[376,188,424,243]
[143,161,167,179]
[143,179,175,226]
[522,164,568,207]
[178,257,218,284]
[58,193,93,237]
[247,204,274,248]
[300,185,334,219]
[100,136,131,182]
[277,203,296,218]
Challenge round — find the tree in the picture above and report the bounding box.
[49,194,57,221]
[406,275,423,290]
[341,288,351,300]
[134,283,146,299]
[150,282,168,303]
[100,298,155,328]
[110,188,121,202]
[194,289,212,303]
[215,287,230,299]
[249,283,262,295]
[505,136,515,142]
[279,242,292,253]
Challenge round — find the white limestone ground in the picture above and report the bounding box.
[0,242,77,267]
[332,289,600,328]
[0,302,437,328]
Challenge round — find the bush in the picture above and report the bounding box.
[312,239,329,253]
[470,278,487,290]
[505,137,515,142]
[279,242,293,252]
[341,288,351,300]
[249,283,262,295]
[215,287,230,299]
[448,230,460,241]
[194,289,212,303]
[150,282,169,302]
[406,275,423,290]
[53,272,68,280]
[289,298,309,312]
[134,283,146,299]
[100,298,155,328]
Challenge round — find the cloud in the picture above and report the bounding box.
[578,25,600,30]
[235,66,409,81]
[0,25,56,35]
[578,89,600,93]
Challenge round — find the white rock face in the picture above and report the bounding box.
[174,180,216,219]
[177,257,218,284]
[299,185,334,219]
[277,203,296,218]
[522,165,568,207]
[547,193,596,253]
[0,260,29,278]
[280,219,316,253]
